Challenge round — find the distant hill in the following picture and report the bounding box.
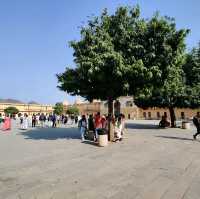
[0,98,24,104]
[28,101,39,104]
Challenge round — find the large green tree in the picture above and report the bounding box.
[181,42,200,108]
[57,5,189,129]
[131,13,189,127]
[54,103,64,115]
[58,6,170,113]
[134,47,200,127]
[133,18,191,128]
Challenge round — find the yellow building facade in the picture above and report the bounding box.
[2,96,198,119]
[0,103,54,116]
[140,107,200,120]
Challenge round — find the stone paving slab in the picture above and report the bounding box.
[0,120,200,199]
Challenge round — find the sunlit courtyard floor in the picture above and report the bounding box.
[0,120,200,199]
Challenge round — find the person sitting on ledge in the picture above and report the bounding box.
[159,115,170,128]
[113,116,123,142]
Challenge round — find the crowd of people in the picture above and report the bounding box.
[0,113,79,131]
[0,112,126,143]
[1,111,200,142]
[78,112,126,142]
[18,113,79,129]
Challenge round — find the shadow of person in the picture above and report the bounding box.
[20,127,80,140]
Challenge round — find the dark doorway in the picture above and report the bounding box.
[114,100,121,116]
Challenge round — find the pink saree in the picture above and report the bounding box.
[2,117,11,131]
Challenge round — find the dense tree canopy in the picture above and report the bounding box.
[182,42,200,108]
[134,56,188,127]
[54,103,64,115]
[134,42,200,127]
[58,6,142,103]
[66,106,79,115]
[183,42,200,85]
[4,107,19,115]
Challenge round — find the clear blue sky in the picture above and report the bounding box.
[0,0,200,105]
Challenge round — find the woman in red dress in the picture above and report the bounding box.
[2,115,11,131]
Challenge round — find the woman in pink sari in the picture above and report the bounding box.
[2,115,11,131]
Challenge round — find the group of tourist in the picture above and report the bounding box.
[18,113,79,130]
[0,113,79,131]
[78,112,126,142]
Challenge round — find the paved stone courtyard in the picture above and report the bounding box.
[0,120,200,199]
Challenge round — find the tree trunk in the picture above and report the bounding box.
[169,107,176,128]
[108,98,114,141]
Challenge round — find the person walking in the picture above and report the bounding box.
[75,115,78,124]
[52,114,57,128]
[79,115,87,142]
[22,114,28,130]
[32,114,36,127]
[2,114,11,131]
[64,116,68,125]
[0,113,3,126]
[94,112,102,142]
[45,114,49,127]
[36,114,40,126]
[19,114,23,129]
[48,114,53,127]
[70,115,75,125]
[39,113,46,128]
[193,112,200,140]
[56,115,60,125]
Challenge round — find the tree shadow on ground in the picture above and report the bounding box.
[20,127,81,140]
[156,135,195,141]
[126,122,159,130]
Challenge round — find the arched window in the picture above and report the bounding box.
[181,112,185,119]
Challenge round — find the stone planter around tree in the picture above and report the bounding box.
[182,121,190,129]
[97,129,108,147]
